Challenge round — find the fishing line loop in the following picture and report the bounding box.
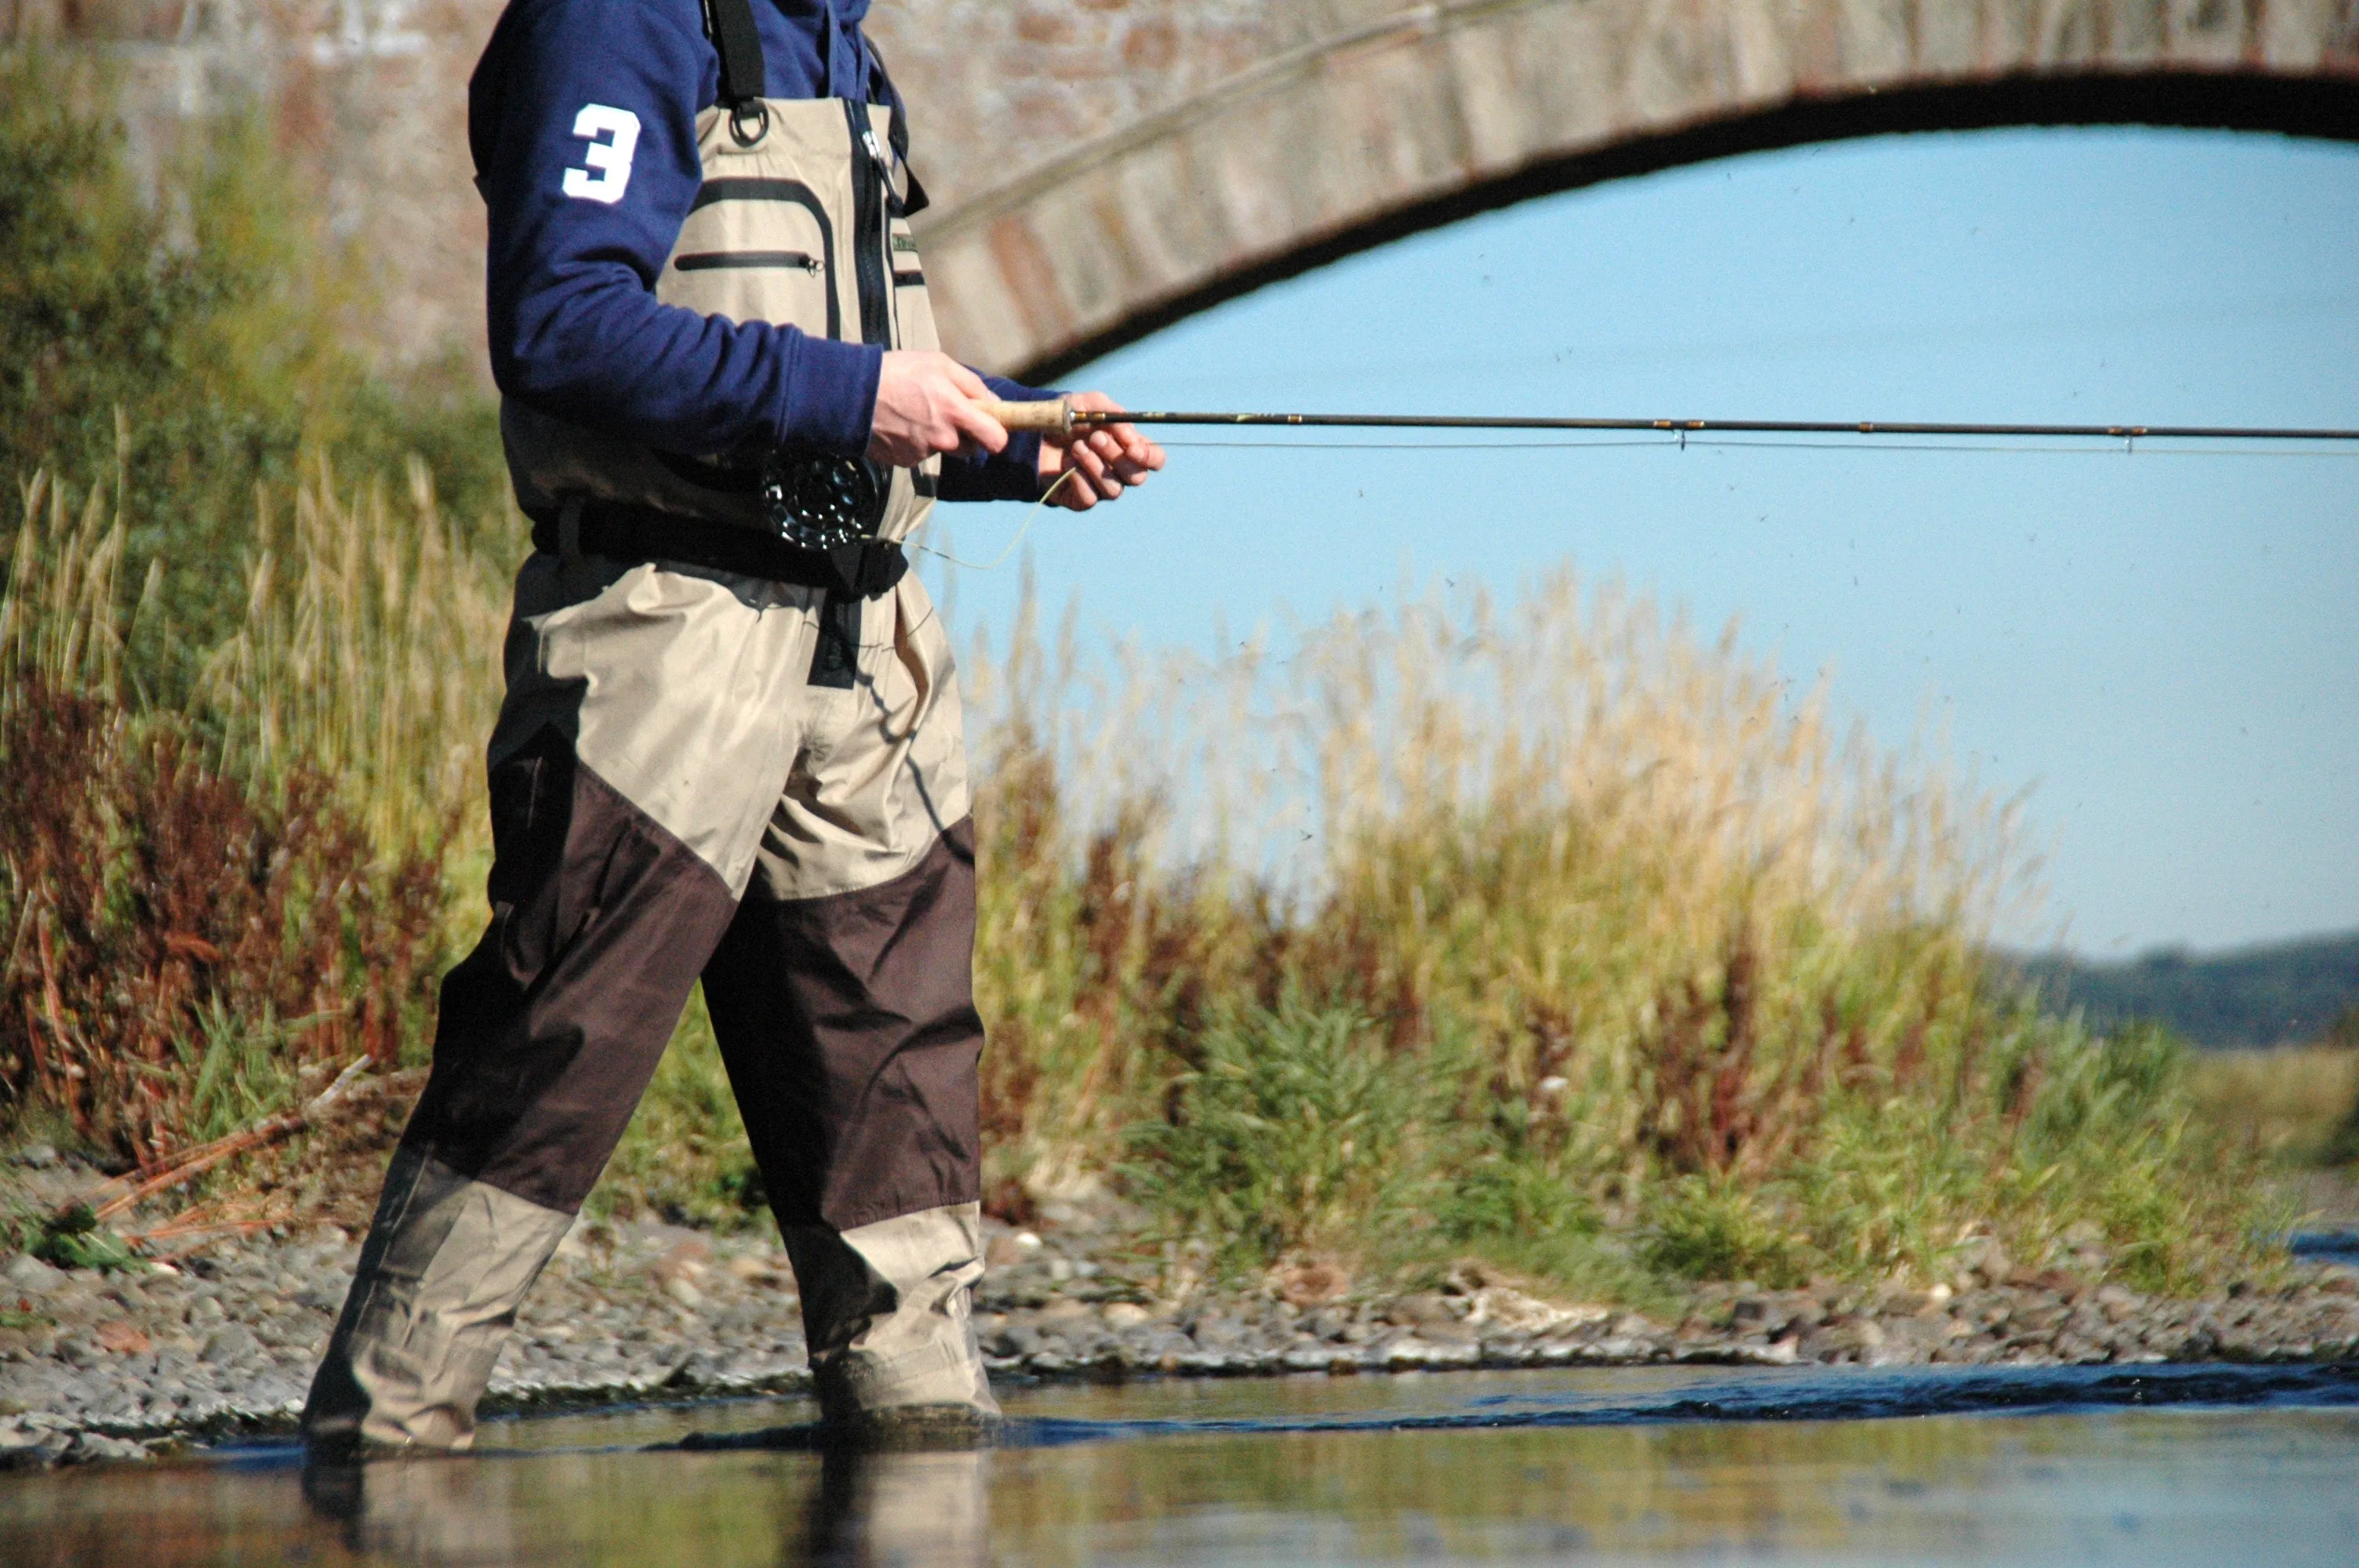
[914,466,1081,572]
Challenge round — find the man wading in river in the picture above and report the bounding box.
[301,0,1163,1452]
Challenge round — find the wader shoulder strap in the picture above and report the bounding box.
[701,0,765,109]
[699,0,930,213]
[863,40,929,216]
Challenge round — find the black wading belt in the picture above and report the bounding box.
[532,502,908,599]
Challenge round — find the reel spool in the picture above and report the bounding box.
[764,448,889,550]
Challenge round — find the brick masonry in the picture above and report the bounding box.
[9,0,2354,379]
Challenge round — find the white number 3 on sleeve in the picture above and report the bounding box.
[561,105,642,204]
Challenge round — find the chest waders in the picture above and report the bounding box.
[304,5,998,1450]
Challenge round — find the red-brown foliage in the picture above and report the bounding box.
[0,680,446,1169]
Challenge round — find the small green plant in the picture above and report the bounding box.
[1640,1175,1810,1287]
[30,1205,135,1272]
[1124,1000,1444,1276]
[180,1001,333,1145]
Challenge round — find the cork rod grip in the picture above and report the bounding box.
[974,396,1075,435]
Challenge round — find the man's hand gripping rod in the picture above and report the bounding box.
[976,397,2359,445]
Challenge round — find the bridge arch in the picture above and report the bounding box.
[912,0,2359,383]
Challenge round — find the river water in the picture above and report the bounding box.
[5,1363,2357,1565]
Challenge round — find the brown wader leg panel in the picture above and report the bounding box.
[703,822,994,1421]
[303,743,737,1450]
[305,555,820,1450]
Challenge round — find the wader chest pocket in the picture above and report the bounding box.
[664,178,840,343]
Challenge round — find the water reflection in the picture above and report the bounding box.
[287,1439,991,1568]
[804,1447,988,1567]
[2,1368,2357,1565]
[301,1456,525,1566]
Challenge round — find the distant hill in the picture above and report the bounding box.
[2001,929,2359,1051]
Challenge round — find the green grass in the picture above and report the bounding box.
[1640,1175,1812,1289]
[1112,986,2270,1300]
[177,1001,334,1146]
[2186,1044,2359,1167]
[593,988,769,1231]
[1122,1000,1454,1277]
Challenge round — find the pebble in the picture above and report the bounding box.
[199,1326,259,1365]
[5,1252,67,1292]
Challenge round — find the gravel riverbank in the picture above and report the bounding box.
[6,1195,2359,1471]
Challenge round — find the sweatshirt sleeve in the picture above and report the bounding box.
[473,0,880,458]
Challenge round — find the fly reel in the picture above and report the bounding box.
[764,448,889,550]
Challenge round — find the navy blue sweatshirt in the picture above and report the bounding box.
[469,0,1047,501]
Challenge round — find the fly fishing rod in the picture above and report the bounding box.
[976,399,2359,445]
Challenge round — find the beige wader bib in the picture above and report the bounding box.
[305,89,998,1450]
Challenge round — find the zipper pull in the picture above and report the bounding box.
[858,122,907,209]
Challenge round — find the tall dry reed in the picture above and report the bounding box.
[0,452,507,1166]
[958,567,2264,1292]
[196,453,511,874]
[962,569,2019,1185]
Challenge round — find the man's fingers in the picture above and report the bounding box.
[1029,390,1165,506]
[1049,468,1097,511]
[946,397,1008,455]
[945,360,992,400]
[1099,422,1163,469]
[1089,444,1122,497]
[1078,432,1118,481]
[1090,429,1159,488]
[1066,440,1111,492]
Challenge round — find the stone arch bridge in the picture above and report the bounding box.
[11,0,2355,380]
[910,0,2359,381]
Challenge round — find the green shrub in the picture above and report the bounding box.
[1124,1001,1447,1276]
[1641,1175,1810,1287]
[0,49,504,677]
